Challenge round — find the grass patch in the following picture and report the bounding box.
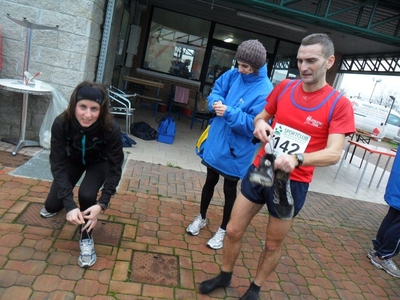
[167,162,182,169]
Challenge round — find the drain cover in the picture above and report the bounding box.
[16,204,123,247]
[0,150,31,168]
[131,252,179,286]
[15,203,66,229]
[74,221,123,247]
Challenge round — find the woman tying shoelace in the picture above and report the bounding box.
[39,81,124,268]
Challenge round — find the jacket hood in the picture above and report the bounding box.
[240,63,268,84]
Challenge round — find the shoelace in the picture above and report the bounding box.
[192,215,204,227]
[214,230,225,241]
[80,239,93,255]
[80,229,93,255]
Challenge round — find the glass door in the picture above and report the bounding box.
[201,41,237,97]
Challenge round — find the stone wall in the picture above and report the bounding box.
[0,0,106,141]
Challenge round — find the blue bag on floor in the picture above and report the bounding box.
[121,132,137,147]
[157,116,176,144]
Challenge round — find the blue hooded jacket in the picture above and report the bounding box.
[384,150,400,210]
[196,64,273,179]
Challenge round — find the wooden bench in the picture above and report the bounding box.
[135,95,165,116]
[123,76,164,115]
[123,76,164,89]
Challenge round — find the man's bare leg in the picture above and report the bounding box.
[222,192,264,272]
[199,192,263,294]
[236,213,294,299]
[254,215,294,286]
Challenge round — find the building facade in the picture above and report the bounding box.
[1,0,398,142]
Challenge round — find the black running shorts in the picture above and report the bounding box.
[241,164,309,218]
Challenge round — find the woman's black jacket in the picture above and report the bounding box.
[49,115,124,212]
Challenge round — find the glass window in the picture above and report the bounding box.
[143,8,211,80]
[202,46,237,96]
[271,41,300,86]
[387,114,400,127]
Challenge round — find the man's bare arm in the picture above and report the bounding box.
[297,133,345,167]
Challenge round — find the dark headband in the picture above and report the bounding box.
[76,86,104,105]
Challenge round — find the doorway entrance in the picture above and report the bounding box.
[201,40,238,96]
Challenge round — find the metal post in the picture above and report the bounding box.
[384,96,396,125]
[23,28,33,76]
[96,0,115,83]
[7,14,59,78]
[369,79,382,102]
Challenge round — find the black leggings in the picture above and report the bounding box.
[200,167,238,230]
[45,160,109,213]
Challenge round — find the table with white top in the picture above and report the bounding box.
[0,78,52,155]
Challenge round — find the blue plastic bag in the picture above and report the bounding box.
[121,132,137,147]
[157,116,176,144]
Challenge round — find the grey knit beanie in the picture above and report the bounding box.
[235,39,266,69]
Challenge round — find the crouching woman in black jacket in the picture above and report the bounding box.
[40,81,124,268]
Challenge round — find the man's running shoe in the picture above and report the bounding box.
[40,206,57,218]
[249,153,275,187]
[273,169,294,220]
[367,249,377,259]
[370,256,400,278]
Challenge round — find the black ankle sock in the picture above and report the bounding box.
[199,270,233,294]
[218,270,233,284]
[240,282,261,300]
[249,282,261,291]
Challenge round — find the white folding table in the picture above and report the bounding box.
[0,79,52,155]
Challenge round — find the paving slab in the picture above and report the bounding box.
[0,157,399,299]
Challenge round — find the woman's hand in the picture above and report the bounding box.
[212,101,227,116]
[81,204,103,232]
[66,208,85,226]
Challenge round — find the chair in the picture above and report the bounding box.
[168,85,211,129]
[123,76,164,116]
[190,91,212,130]
[108,86,137,133]
[168,85,190,120]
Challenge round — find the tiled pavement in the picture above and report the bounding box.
[1,157,400,299]
[0,108,399,299]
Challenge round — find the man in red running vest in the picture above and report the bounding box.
[199,33,355,300]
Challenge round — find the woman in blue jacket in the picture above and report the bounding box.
[368,149,400,278]
[187,40,273,249]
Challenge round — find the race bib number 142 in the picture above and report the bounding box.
[267,123,311,157]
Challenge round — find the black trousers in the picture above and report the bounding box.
[373,206,400,259]
[200,167,238,230]
[45,160,109,213]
